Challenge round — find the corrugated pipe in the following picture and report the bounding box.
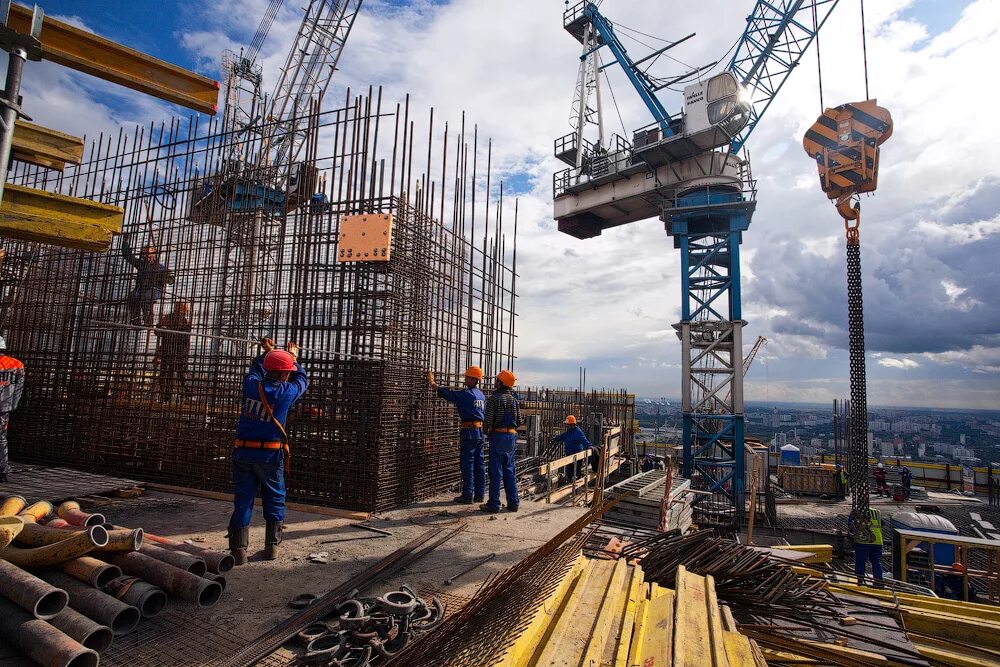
[0,516,24,549]
[2,526,108,568]
[48,607,114,653]
[0,597,98,667]
[37,570,140,636]
[59,556,122,589]
[56,502,105,528]
[137,531,235,573]
[0,559,68,619]
[18,500,53,523]
[138,543,206,576]
[103,551,223,608]
[0,495,26,517]
[202,571,227,593]
[104,576,168,618]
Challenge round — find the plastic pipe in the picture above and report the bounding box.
[59,556,122,589]
[140,532,235,574]
[138,544,207,576]
[48,607,114,653]
[104,576,168,618]
[2,526,108,568]
[0,559,68,619]
[0,494,26,517]
[103,551,223,608]
[0,516,24,549]
[202,571,227,593]
[0,597,98,667]
[17,500,53,523]
[56,502,105,528]
[37,570,140,636]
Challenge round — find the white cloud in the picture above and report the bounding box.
[877,358,920,370]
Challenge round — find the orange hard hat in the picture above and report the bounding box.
[263,350,297,372]
[464,365,484,380]
[496,369,517,388]
[564,415,577,425]
[952,562,966,573]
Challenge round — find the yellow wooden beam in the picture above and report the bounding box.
[627,584,652,667]
[614,564,645,667]
[636,583,675,666]
[0,183,123,251]
[7,4,219,115]
[12,120,84,171]
[581,557,629,666]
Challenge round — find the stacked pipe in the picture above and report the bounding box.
[0,495,233,666]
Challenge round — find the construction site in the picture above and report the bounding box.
[0,0,996,665]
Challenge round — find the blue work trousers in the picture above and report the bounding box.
[229,448,286,529]
[459,429,486,500]
[486,433,518,511]
[854,543,884,583]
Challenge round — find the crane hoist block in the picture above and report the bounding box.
[802,99,893,201]
[336,213,393,262]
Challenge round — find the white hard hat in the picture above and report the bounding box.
[877,462,884,468]
[0,336,7,351]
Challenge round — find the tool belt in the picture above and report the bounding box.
[234,439,283,450]
[491,427,518,434]
[461,420,483,428]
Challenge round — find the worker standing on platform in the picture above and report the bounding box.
[873,462,888,496]
[848,507,884,588]
[0,337,24,483]
[481,369,521,513]
[154,302,192,403]
[554,415,592,479]
[227,338,308,565]
[122,234,173,326]
[835,463,848,500]
[427,366,487,504]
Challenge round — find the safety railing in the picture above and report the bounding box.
[892,528,1000,603]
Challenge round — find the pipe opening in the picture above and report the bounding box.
[132,529,144,550]
[88,525,109,548]
[65,650,99,667]
[198,581,223,608]
[80,626,114,653]
[215,554,235,573]
[138,589,167,618]
[110,606,141,635]
[83,513,106,527]
[188,560,207,577]
[35,589,69,619]
[93,565,121,589]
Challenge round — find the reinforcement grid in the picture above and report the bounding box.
[1,88,520,512]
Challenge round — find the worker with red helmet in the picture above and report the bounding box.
[481,369,522,513]
[554,415,592,479]
[227,337,308,565]
[428,365,487,504]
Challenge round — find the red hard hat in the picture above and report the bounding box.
[263,350,297,372]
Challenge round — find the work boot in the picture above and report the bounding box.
[473,495,484,503]
[507,504,519,512]
[228,527,249,566]
[478,503,500,514]
[453,495,474,504]
[264,521,283,560]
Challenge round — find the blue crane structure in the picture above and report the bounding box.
[554,0,840,523]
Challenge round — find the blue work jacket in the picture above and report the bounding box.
[554,425,592,456]
[236,354,309,442]
[436,385,486,423]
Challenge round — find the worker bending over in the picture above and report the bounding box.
[481,370,521,513]
[428,366,487,504]
[0,337,24,483]
[554,415,591,479]
[228,338,308,565]
[122,234,173,326]
[848,507,884,588]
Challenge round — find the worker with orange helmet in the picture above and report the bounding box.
[228,337,308,566]
[428,365,487,504]
[481,369,522,513]
[554,415,592,478]
[938,562,978,602]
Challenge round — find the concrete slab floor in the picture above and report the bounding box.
[96,489,589,645]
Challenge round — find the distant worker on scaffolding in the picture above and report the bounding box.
[227,338,308,566]
[554,415,592,480]
[427,365,487,504]
[154,302,192,403]
[121,234,173,326]
[0,337,24,483]
[848,507,885,588]
[481,369,522,513]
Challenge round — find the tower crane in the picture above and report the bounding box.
[554,1,841,522]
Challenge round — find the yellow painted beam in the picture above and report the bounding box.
[12,120,84,171]
[532,559,607,665]
[614,564,645,667]
[581,557,629,666]
[0,183,123,251]
[704,575,732,667]
[7,4,219,115]
[627,583,652,667]
[914,643,1000,667]
[675,566,726,667]
[898,607,1000,651]
[634,583,674,667]
[832,583,1000,622]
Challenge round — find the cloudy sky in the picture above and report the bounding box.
[13,0,1000,409]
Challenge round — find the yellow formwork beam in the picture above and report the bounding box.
[534,559,616,664]
[626,584,652,667]
[832,582,1000,622]
[913,643,1000,667]
[614,564,645,667]
[7,4,219,115]
[0,183,123,251]
[581,557,629,666]
[898,607,1000,652]
[12,120,83,171]
[675,566,729,667]
[633,583,674,667]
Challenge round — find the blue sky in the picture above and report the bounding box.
[15,0,1000,409]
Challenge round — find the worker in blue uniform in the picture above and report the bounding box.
[848,507,884,587]
[554,415,592,479]
[121,234,173,326]
[481,369,521,513]
[428,365,487,504]
[228,338,308,565]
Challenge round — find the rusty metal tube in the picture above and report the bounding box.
[37,570,140,636]
[0,516,24,549]
[0,495,26,517]
[0,559,68,619]
[0,597,98,667]
[59,556,122,589]
[48,607,114,653]
[138,543,206,576]
[104,576,168,618]
[202,571,227,593]
[18,500,53,523]
[103,551,223,607]
[21,524,142,552]
[98,528,143,552]
[56,502,105,528]
[139,532,235,574]
[2,526,108,568]
[45,518,72,528]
